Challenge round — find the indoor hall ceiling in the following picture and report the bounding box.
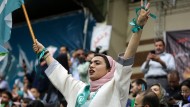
[12,0,140,24]
[13,0,82,24]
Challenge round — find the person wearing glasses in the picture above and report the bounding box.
[176,78,190,107]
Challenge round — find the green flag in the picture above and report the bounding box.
[0,45,8,61]
[0,0,24,44]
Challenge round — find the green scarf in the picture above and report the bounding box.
[75,85,98,107]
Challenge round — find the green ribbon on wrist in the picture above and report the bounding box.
[129,18,143,33]
[37,48,46,61]
[129,6,157,33]
[34,48,46,80]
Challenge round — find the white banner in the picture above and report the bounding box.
[90,24,112,53]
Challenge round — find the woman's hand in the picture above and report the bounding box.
[33,39,55,65]
[124,0,151,59]
[137,0,150,26]
[33,39,45,54]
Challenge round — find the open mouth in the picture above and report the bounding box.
[89,69,95,75]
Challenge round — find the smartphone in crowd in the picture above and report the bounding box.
[150,50,155,54]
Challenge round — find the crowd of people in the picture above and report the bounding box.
[0,0,189,107]
[128,74,190,107]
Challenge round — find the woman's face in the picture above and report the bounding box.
[181,85,190,100]
[151,85,161,99]
[89,56,109,81]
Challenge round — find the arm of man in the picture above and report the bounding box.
[165,54,176,71]
[141,53,152,73]
[152,54,167,69]
[141,60,150,73]
[151,54,176,70]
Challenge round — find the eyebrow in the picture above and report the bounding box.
[91,60,101,63]
[181,90,190,92]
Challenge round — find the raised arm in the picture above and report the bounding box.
[33,40,55,65]
[33,40,86,102]
[124,0,150,59]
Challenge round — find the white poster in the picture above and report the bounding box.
[90,24,112,53]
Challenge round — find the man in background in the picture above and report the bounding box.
[126,79,147,107]
[130,79,147,97]
[141,38,176,89]
[166,71,182,107]
[135,90,160,107]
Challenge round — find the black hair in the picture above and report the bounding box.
[56,53,69,71]
[2,90,12,100]
[168,71,180,80]
[27,100,44,107]
[154,38,165,46]
[94,53,111,69]
[95,46,102,53]
[22,98,32,104]
[60,45,69,52]
[132,79,147,90]
[86,51,95,56]
[60,99,67,107]
[25,73,33,84]
[141,90,160,107]
[180,78,190,89]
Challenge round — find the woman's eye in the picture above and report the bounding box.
[95,62,100,65]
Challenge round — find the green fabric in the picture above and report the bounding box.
[129,18,143,33]
[0,0,24,44]
[140,7,157,19]
[129,6,156,33]
[75,85,98,107]
[0,104,5,107]
[0,45,9,61]
[37,48,46,61]
[0,52,8,56]
[0,45,8,61]
[35,48,47,79]
[75,85,90,107]
[131,99,135,107]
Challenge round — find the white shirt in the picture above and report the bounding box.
[141,52,175,78]
[45,54,134,107]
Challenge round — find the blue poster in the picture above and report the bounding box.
[0,11,95,89]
